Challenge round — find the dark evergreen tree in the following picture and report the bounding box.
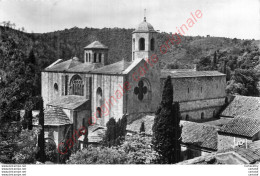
[172,102,182,163]
[104,117,117,147]
[37,98,45,162]
[140,121,145,133]
[152,76,175,164]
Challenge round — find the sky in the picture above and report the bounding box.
[0,0,259,39]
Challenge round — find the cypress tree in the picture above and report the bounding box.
[152,76,175,163]
[140,121,145,133]
[172,102,182,163]
[37,97,45,162]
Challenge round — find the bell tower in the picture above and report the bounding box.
[132,10,157,61]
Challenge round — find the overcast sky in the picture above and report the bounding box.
[0,0,259,39]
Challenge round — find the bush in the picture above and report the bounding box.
[67,145,128,164]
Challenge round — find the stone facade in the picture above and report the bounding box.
[41,18,227,149]
[160,72,226,121]
[218,133,251,151]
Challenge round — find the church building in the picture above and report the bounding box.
[41,17,226,148]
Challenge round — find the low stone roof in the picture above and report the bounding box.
[90,60,133,75]
[219,116,260,138]
[84,41,108,49]
[47,95,90,110]
[67,63,101,73]
[88,125,106,143]
[221,95,260,118]
[45,58,82,72]
[126,115,154,135]
[44,107,72,126]
[181,121,218,151]
[127,115,218,151]
[161,70,225,78]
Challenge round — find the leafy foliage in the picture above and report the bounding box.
[67,145,128,164]
[226,69,259,96]
[103,115,127,147]
[140,121,145,133]
[67,134,159,164]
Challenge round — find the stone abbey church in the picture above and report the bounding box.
[41,17,226,146]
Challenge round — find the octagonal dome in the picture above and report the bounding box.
[134,18,156,33]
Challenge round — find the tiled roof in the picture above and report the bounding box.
[161,70,225,78]
[127,115,218,151]
[44,107,72,126]
[88,125,106,143]
[221,95,260,118]
[84,41,108,49]
[67,63,101,72]
[90,60,133,75]
[126,115,154,135]
[181,121,218,151]
[45,58,82,72]
[219,116,260,137]
[47,95,90,110]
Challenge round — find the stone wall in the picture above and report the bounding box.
[126,59,161,116]
[91,74,125,126]
[218,133,252,151]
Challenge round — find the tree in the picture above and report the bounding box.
[36,98,45,162]
[226,69,259,96]
[152,76,175,163]
[172,102,182,163]
[140,121,145,133]
[103,115,128,147]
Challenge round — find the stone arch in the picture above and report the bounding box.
[139,38,145,51]
[94,53,97,62]
[96,107,101,118]
[201,112,204,119]
[150,38,155,51]
[69,75,84,96]
[186,114,189,121]
[133,38,135,50]
[54,83,58,92]
[86,53,88,62]
[98,53,102,63]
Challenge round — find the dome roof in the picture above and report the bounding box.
[134,18,156,33]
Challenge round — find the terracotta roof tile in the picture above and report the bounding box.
[45,58,82,72]
[181,121,218,151]
[44,107,72,126]
[161,70,225,78]
[221,95,260,118]
[47,95,90,110]
[90,60,133,75]
[220,116,260,137]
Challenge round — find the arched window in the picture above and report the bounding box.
[69,75,84,96]
[94,53,97,63]
[54,83,58,92]
[188,88,189,93]
[133,38,135,50]
[150,38,155,51]
[86,53,88,62]
[201,112,204,119]
[99,53,102,63]
[96,107,101,118]
[139,38,145,50]
[97,87,102,97]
